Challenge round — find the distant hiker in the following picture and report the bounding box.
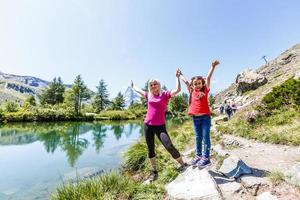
[180,60,220,167]
[231,101,237,114]
[131,69,188,183]
[225,102,232,119]
[219,104,224,114]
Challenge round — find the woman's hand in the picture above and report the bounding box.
[176,68,182,78]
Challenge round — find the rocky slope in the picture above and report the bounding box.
[0,71,74,105]
[214,43,300,109]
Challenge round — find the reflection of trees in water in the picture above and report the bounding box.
[0,121,142,166]
[110,124,124,140]
[38,131,61,153]
[91,125,107,153]
[61,124,89,167]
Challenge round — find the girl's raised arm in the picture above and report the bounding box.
[131,80,146,97]
[206,60,220,89]
[170,69,182,97]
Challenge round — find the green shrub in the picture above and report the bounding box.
[257,78,300,115]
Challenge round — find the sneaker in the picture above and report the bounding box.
[177,163,189,173]
[197,157,211,168]
[189,155,202,166]
[145,170,158,184]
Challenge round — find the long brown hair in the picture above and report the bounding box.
[189,76,206,105]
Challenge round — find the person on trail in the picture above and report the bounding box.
[131,69,188,183]
[225,101,233,119]
[219,104,224,114]
[231,101,237,114]
[179,60,220,167]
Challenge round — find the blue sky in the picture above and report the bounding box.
[0,0,300,97]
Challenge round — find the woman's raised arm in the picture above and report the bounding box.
[170,69,182,97]
[131,80,146,97]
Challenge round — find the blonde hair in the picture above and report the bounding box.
[148,79,161,96]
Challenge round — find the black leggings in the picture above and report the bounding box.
[144,124,180,159]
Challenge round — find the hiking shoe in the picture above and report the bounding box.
[146,170,158,183]
[197,157,211,168]
[177,163,189,173]
[189,155,202,166]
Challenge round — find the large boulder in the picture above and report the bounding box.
[235,69,268,94]
[166,167,222,200]
[219,156,252,179]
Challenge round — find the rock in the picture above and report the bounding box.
[63,167,104,182]
[219,156,252,179]
[182,148,195,157]
[223,138,242,147]
[284,162,300,186]
[241,176,269,196]
[256,192,278,200]
[235,69,268,94]
[279,53,296,65]
[212,144,229,157]
[166,168,222,200]
[219,181,242,195]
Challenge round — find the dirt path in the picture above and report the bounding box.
[222,134,300,172]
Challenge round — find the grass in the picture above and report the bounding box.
[51,171,165,200]
[267,170,285,185]
[216,107,300,145]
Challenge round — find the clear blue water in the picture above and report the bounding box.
[0,121,142,200]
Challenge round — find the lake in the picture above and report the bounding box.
[0,121,143,200]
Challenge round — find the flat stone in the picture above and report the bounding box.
[166,167,222,200]
[219,156,252,179]
[219,181,242,194]
[256,192,278,200]
[212,144,229,157]
[241,176,269,188]
[284,162,300,186]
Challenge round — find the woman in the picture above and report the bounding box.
[180,60,220,167]
[131,69,187,182]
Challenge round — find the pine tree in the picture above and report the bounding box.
[72,75,91,114]
[93,79,110,113]
[111,92,125,110]
[40,77,65,105]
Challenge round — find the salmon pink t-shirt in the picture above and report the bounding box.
[188,86,211,116]
[144,91,171,125]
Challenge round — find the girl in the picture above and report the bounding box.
[180,60,220,167]
[131,69,187,182]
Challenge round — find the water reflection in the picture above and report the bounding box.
[0,121,142,167]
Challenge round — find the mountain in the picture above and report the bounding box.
[123,86,141,108]
[0,71,71,105]
[214,43,300,109]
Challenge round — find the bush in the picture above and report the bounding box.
[257,78,300,115]
[4,101,19,112]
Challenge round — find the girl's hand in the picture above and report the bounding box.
[176,68,182,78]
[212,60,220,68]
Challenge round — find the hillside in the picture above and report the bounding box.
[214,43,300,109]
